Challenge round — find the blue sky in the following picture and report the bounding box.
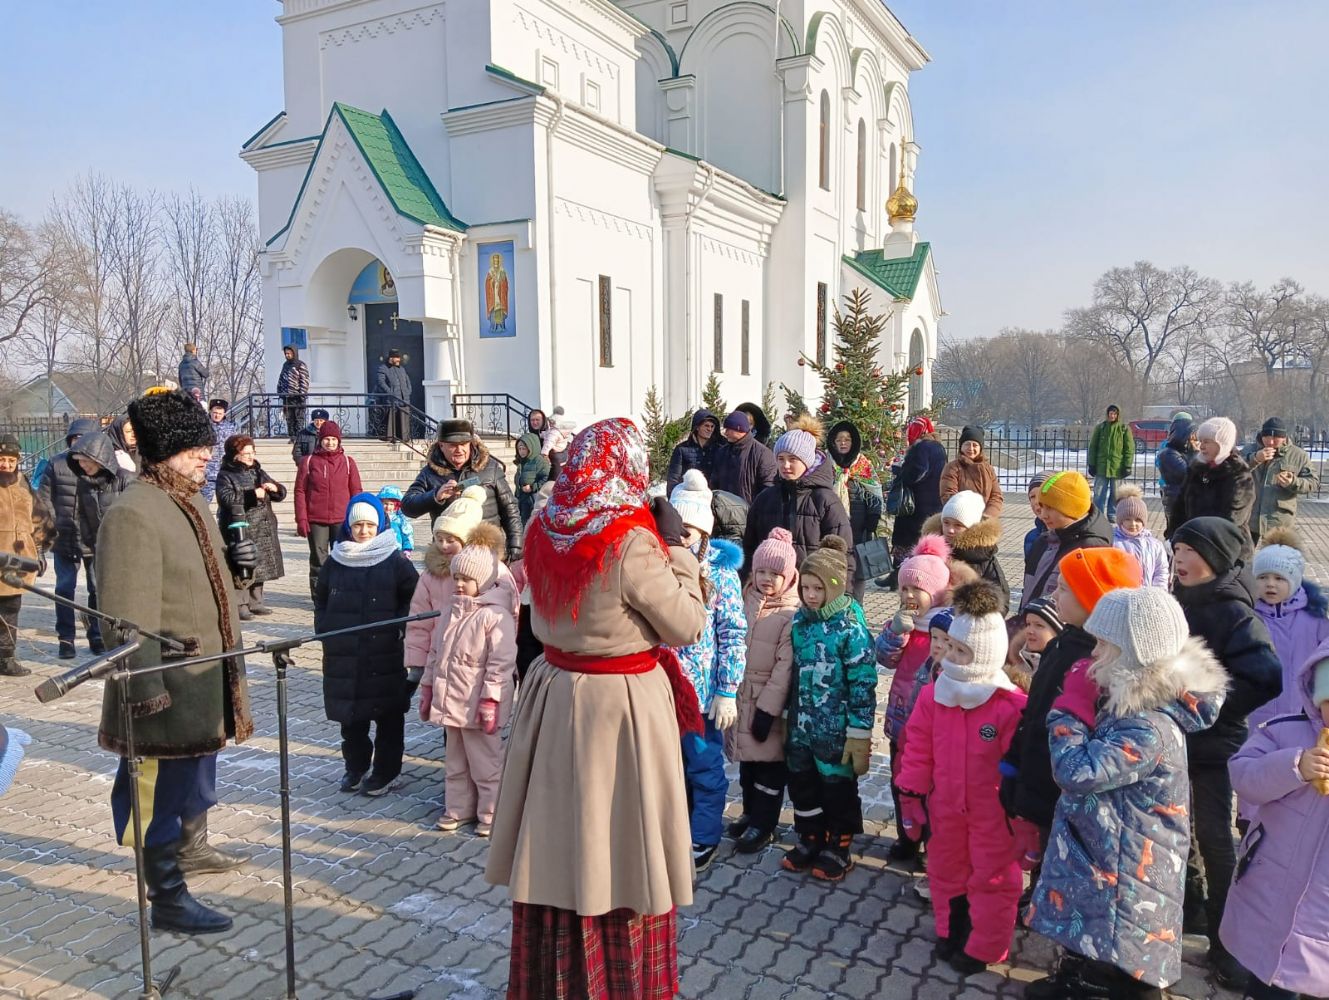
[2,1,1326,335]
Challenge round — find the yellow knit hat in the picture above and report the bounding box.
[1040,470,1092,520]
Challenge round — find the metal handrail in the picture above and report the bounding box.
[229,393,441,442]
[451,393,534,443]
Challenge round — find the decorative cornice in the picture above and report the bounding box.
[276,0,364,25]
[554,197,654,242]
[513,4,619,77]
[843,0,929,73]
[526,0,646,58]
[698,234,763,267]
[557,108,661,175]
[240,137,319,173]
[443,98,541,137]
[319,4,444,49]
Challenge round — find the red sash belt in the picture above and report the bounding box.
[544,646,703,735]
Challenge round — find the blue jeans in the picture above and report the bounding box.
[681,718,728,848]
[54,553,101,645]
[1092,475,1118,521]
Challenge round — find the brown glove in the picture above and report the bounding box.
[841,735,872,776]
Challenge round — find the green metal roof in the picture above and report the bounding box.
[843,241,930,300]
[334,104,465,232]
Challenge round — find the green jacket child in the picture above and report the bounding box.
[513,432,552,524]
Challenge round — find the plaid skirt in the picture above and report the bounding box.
[507,902,678,999]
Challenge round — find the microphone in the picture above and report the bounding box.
[34,639,143,704]
[0,552,40,574]
[228,522,254,584]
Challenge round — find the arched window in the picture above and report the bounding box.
[856,119,867,211]
[818,90,831,191]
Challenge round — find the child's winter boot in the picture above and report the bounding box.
[781,830,824,872]
[811,832,855,881]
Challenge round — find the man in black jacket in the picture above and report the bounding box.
[292,408,330,463]
[1171,516,1281,986]
[276,345,310,440]
[666,409,718,493]
[374,349,412,442]
[37,417,103,659]
[401,419,523,558]
[710,410,777,503]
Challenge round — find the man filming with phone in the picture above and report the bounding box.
[401,419,523,559]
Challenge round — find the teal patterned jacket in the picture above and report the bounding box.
[788,595,876,772]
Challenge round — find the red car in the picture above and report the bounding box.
[1129,419,1170,446]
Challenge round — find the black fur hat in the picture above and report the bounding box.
[129,388,216,466]
[436,419,475,444]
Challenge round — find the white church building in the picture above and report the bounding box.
[243,0,942,427]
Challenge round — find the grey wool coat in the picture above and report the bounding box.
[96,477,253,758]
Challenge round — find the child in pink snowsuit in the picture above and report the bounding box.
[897,581,1027,975]
[419,537,517,836]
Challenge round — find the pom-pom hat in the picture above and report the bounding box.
[128,388,216,466]
[669,469,714,536]
[946,582,1010,679]
[898,535,951,604]
[434,486,489,541]
[774,429,818,469]
[1114,484,1148,524]
[753,527,798,580]
[452,543,499,591]
[800,535,850,605]
[1253,527,1305,594]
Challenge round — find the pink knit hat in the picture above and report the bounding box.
[451,544,499,591]
[753,527,798,579]
[898,535,951,603]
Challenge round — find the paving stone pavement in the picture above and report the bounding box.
[5,496,1317,998]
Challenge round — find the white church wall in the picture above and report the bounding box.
[253,157,313,245]
[489,0,642,128]
[695,233,766,406]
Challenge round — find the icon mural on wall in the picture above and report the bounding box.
[478,241,516,338]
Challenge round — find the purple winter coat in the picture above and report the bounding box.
[1251,581,1329,728]
[1220,635,1329,995]
[1111,526,1170,588]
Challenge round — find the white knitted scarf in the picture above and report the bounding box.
[933,658,1017,709]
[330,529,400,567]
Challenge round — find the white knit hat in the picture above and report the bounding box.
[1253,544,1304,594]
[942,490,986,529]
[1085,586,1188,671]
[944,582,1010,681]
[669,468,714,536]
[1197,417,1238,465]
[348,501,379,527]
[434,485,488,540]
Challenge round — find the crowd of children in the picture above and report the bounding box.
[298,412,1329,1000]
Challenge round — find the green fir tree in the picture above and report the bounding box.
[799,288,913,475]
[701,373,727,418]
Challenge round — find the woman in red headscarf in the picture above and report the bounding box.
[486,418,707,999]
[888,416,949,575]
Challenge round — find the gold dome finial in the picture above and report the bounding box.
[886,141,917,223]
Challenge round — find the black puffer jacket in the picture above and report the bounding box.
[1000,624,1097,828]
[37,418,101,559]
[743,453,854,577]
[1174,567,1281,765]
[890,437,947,551]
[1020,504,1112,611]
[214,458,287,584]
[1166,453,1257,561]
[710,433,777,504]
[401,440,523,557]
[735,402,773,448]
[314,545,419,724]
[69,432,134,554]
[666,410,719,494]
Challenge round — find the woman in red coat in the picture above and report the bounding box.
[294,421,362,600]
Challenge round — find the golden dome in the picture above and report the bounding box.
[887,148,917,223]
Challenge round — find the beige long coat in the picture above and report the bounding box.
[485,526,705,916]
[726,582,798,763]
[0,474,51,598]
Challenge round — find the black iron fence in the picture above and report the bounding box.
[928,426,1329,499]
[452,393,533,442]
[230,393,440,442]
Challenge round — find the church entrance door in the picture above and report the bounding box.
[364,302,426,433]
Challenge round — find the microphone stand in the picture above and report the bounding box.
[27,604,438,1000]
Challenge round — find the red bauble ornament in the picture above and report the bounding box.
[820,402,831,413]
[914,366,924,375]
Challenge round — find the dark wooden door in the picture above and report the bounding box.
[364,303,425,414]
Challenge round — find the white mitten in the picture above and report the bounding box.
[708,695,738,731]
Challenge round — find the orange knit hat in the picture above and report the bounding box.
[1058,547,1143,613]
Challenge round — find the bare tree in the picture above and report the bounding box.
[104,184,170,397]
[1222,278,1303,376]
[14,222,74,416]
[162,190,217,366]
[990,328,1064,429]
[0,210,51,346]
[1065,261,1219,403]
[210,196,264,399]
[51,174,119,411]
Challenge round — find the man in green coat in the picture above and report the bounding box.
[1246,416,1319,545]
[1087,404,1135,522]
[98,388,258,934]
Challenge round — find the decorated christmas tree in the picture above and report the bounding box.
[798,288,914,475]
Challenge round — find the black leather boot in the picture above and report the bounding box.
[143,841,233,934]
[177,812,247,875]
